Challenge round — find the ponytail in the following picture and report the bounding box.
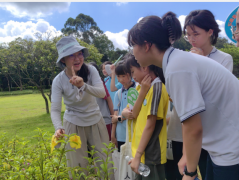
[148,65,165,84]
[128,11,182,51]
[161,11,182,45]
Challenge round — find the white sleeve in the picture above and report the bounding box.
[51,77,63,131]
[166,71,205,122]
[221,54,233,73]
[77,65,106,100]
[51,102,63,131]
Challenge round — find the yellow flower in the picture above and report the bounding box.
[51,135,59,153]
[69,135,81,149]
[3,162,10,170]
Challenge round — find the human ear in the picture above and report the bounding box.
[208,29,213,37]
[60,58,65,64]
[142,66,148,72]
[144,41,151,53]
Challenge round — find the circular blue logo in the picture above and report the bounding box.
[225,6,239,43]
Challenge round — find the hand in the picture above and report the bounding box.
[141,74,151,94]
[69,66,84,88]
[190,47,204,56]
[54,129,65,140]
[122,107,134,120]
[111,135,118,148]
[182,175,197,180]
[178,154,187,175]
[111,115,118,124]
[169,96,173,102]
[110,64,115,71]
[128,157,141,174]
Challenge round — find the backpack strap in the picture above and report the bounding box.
[117,89,122,112]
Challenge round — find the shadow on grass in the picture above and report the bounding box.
[0,112,64,145]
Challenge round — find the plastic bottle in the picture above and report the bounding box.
[125,156,150,177]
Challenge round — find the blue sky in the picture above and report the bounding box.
[0,2,238,49]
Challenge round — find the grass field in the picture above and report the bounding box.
[0,93,65,143]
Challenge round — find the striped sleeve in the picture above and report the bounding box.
[150,82,162,115]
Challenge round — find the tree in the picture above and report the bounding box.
[108,48,128,62]
[61,13,103,44]
[215,37,234,49]
[173,35,191,51]
[92,34,115,62]
[219,44,239,77]
[0,35,103,114]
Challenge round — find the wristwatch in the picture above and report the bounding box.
[118,116,122,122]
[184,166,197,177]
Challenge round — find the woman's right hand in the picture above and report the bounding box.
[55,129,65,140]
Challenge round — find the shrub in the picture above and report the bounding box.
[0,128,116,180]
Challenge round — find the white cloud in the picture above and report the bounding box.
[0,20,62,44]
[178,15,186,30]
[137,17,144,23]
[116,2,128,6]
[0,2,70,18]
[216,19,232,42]
[105,29,129,50]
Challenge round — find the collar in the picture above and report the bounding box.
[207,46,217,58]
[162,46,175,76]
[150,77,161,87]
[104,76,110,82]
[122,81,136,92]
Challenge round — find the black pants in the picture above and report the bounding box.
[205,154,239,180]
[117,141,125,152]
[165,141,208,180]
[165,141,183,180]
[198,148,208,180]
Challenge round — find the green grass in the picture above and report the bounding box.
[0,94,65,144]
[0,89,50,96]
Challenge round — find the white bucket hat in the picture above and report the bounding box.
[56,36,89,69]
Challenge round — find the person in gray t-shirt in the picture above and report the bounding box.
[89,62,114,141]
[51,36,114,179]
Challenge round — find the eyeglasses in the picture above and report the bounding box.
[231,25,239,40]
[184,35,197,42]
[67,52,84,60]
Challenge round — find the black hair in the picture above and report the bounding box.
[127,12,182,51]
[125,53,165,84]
[115,60,131,76]
[76,63,89,83]
[89,61,104,81]
[89,61,100,73]
[101,61,113,69]
[183,10,221,45]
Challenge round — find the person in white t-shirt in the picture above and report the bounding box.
[166,9,234,180]
[127,11,239,180]
[184,10,233,72]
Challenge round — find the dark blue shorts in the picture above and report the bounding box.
[205,154,239,180]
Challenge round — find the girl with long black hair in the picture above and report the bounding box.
[127,12,239,180]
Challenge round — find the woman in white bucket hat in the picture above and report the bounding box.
[51,36,114,179]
